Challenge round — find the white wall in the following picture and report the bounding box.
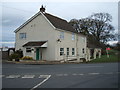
[15,13,56,60]
[54,29,87,61]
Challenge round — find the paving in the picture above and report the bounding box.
[2,62,120,89]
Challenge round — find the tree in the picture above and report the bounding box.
[114,43,120,51]
[69,13,115,44]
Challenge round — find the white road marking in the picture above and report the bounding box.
[78,74,84,76]
[39,75,51,78]
[88,73,100,75]
[6,75,20,78]
[63,74,68,76]
[72,73,77,76]
[0,75,4,78]
[56,74,63,76]
[22,75,35,78]
[31,75,51,90]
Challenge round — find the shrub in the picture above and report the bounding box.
[21,56,33,60]
[9,50,23,61]
[9,53,20,61]
[15,50,23,58]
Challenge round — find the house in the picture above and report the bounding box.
[86,35,102,61]
[14,6,87,61]
[86,44,101,61]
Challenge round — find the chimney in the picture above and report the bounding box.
[40,5,45,13]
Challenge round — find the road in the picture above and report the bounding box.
[2,62,120,89]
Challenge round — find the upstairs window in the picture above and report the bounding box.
[72,33,75,40]
[60,48,64,56]
[82,37,85,42]
[26,48,31,53]
[19,33,26,39]
[60,32,64,39]
[72,48,75,55]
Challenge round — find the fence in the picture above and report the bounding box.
[0,51,9,60]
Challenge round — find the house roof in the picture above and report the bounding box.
[22,41,47,47]
[14,11,78,34]
[87,44,101,49]
[87,35,102,49]
[44,13,77,33]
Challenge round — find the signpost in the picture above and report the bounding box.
[106,47,111,58]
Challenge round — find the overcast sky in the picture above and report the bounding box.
[0,0,119,47]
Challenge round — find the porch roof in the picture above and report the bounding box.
[22,41,47,47]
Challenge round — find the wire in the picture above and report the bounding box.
[1,4,35,14]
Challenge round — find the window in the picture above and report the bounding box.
[67,48,69,56]
[72,33,75,40]
[82,37,85,42]
[60,48,64,56]
[60,32,64,39]
[72,48,75,55]
[82,48,85,53]
[26,48,31,53]
[19,33,26,39]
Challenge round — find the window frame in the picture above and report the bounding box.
[82,48,85,54]
[72,33,75,40]
[72,48,75,55]
[60,32,64,39]
[26,48,31,53]
[60,48,64,56]
[82,37,85,42]
[67,48,69,56]
[19,33,26,39]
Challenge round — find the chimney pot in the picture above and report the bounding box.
[40,5,45,13]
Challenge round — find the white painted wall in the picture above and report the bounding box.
[15,13,56,60]
[54,29,87,61]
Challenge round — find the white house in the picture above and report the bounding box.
[14,6,87,61]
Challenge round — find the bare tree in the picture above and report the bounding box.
[69,13,115,44]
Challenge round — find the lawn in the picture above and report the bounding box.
[88,49,119,63]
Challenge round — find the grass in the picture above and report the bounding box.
[88,49,119,63]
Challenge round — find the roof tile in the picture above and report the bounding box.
[44,13,77,33]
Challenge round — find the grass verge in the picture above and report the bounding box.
[88,50,119,63]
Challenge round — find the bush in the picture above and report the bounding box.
[9,50,23,61]
[15,50,23,58]
[21,56,33,60]
[9,53,20,61]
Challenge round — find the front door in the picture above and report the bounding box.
[36,48,40,60]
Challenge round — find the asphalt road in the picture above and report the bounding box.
[2,62,120,89]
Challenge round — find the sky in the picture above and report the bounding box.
[0,0,119,47]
